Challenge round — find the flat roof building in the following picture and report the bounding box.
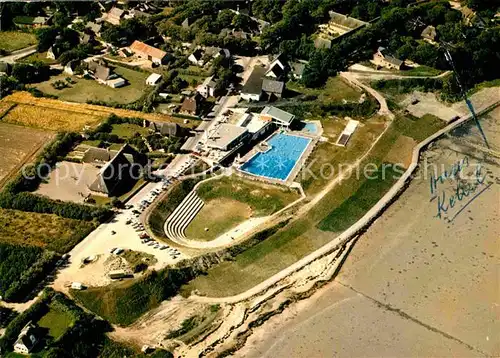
[260,106,296,127]
[206,124,248,151]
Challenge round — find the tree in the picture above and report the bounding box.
[35,27,59,52]
[11,62,50,84]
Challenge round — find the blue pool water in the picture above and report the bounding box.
[241,133,311,181]
[303,122,318,134]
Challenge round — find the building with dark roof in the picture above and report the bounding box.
[241,65,267,101]
[148,121,183,137]
[180,93,204,116]
[262,78,284,99]
[87,144,146,197]
[14,322,39,354]
[371,47,403,70]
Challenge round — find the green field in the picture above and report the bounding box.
[181,115,445,297]
[287,76,362,102]
[0,31,36,53]
[111,123,149,139]
[185,176,299,241]
[300,115,387,194]
[196,176,299,216]
[38,305,74,339]
[19,51,57,65]
[35,66,150,104]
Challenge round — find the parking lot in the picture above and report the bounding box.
[52,156,200,289]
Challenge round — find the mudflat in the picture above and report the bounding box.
[240,113,500,357]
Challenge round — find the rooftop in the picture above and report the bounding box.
[206,123,248,150]
[241,65,267,95]
[260,106,295,125]
[130,40,167,60]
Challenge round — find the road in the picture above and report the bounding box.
[0,45,37,64]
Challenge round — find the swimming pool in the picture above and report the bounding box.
[303,122,318,135]
[240,133,311,181]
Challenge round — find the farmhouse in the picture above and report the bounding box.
[105,7,126,25]
[86,21,102,36]
[180,93,204,116]
[14,322,39,354]
[421,25,437,44]
[86,60,126,88]
[147,121,183,137]
[371,47,403,70]
[129,40,167,65]
[87,144,146,197]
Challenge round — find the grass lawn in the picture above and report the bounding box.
[196,176,299,216]
[185,199,252,241]
[300,115,387,194]
[34,66,150,105]
[111,123,149,139]
[0,31,36,52]
[19,51,57,65]
[37,305,74,339]
[0,209,96,253]
[287,76,362,102]
[398,65,443,77]
[181,114,445,297]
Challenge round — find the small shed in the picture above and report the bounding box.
[146,73,162,86]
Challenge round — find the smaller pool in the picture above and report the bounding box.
[241,133,311,181]
[303,122,318,135]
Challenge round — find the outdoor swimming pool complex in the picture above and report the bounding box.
[241,133,311,181]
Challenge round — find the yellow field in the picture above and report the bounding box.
[1,92,190,131]
[0,102,15,118]
[2,103,103,132]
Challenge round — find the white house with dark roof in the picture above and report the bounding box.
[14,322,39,354]
[371,47,403,70]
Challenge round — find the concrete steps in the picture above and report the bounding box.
[164,190,204,241]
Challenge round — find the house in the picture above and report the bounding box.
[13,322,39,354]
[13,16,51,28]
[188,48,205,66]
[180,93,204,116]
[88,144,146,197]
[47,45,63,60]
[197,76,217,98]
[86,60,126,88]
[421,25,437,44]
[148,121,183,137]
[291,61,306,80]
[371,47,403,70]
[241,65,267,101]
[129,40,167,65]
[86,21,102,37]
[146,73,162,85]
[182,18,191,29]
[262,78,285,100]
[64,60,80,75]
[260,106,296,128]
[106,7,126,25]
[80,32,94,45]
[265,53,289,80]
